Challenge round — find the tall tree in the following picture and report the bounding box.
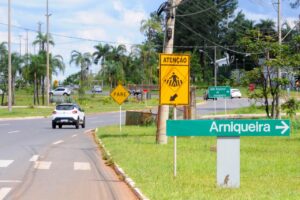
[93,43,111,69]
[70,51,92,96]
[32,32,55,52]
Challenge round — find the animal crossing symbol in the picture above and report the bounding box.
[165,72,183,87]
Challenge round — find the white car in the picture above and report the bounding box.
[50,87,71,96]
[92,85,102,93]
[52,103,85,129]
[0,89,3,95]
[231,89,242,98]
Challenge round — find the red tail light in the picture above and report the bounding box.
[52,111,56,114]
[72,110,77,114]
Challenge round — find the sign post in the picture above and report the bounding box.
[159,53,190,177]
[110,84,130,132]
[167,119,290,187]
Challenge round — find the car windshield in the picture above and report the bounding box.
[56,105,74,110]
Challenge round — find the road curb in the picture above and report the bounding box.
[94,128,149,200]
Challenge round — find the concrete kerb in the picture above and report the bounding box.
[93,128,149,200]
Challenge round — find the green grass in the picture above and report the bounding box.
[0,107,53,118]
[0,90,159,118]
[97,125,300,200]
[224,105,266,115]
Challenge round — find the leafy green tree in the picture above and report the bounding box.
[93,43,111,68]
[32,32,55,52]
[240,31,300,118]
[100,60,124,89]
[63,72,80,86]
[11,53,23,105]
[0,42,7,105]
[70,50,92,96]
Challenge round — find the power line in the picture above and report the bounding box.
[177,19,264,55]
[176,0,228,17]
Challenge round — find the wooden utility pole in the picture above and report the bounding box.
[156,0,182,144]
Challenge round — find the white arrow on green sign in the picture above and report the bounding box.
[167,119,290,137]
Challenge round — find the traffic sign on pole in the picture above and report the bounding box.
[159,54,190,105]
[110,84,130,105]
[167,119,290,137]
[208,86,231,99]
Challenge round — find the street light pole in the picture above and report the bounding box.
[277,0,282,119]
[214,46,217,87]
[8,0,12,112]
[46,0,51,106]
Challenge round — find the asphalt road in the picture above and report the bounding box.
[0,112,136,200]
[197,97,253,116]
[0,98,252,200]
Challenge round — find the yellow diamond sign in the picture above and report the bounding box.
[159,54,190,105]
[110,84,130,105]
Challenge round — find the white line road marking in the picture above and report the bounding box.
[74,162,91,170]
[71,134,77,138]
[52,140,64,145]
[7,130,20,134]
[29,155,39,162]
[0,180,21,183]
[0,187,11,200]
[34,161,52,170]
[0,160,14,168]
[0,124,9,126]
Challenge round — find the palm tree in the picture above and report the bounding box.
[108,44,126,61]
[51,54,65,76]
[93,43,111,68]
[140,15,163,43]
[101,60,124,88]
[70,50,92,96]
[32,32,55,52]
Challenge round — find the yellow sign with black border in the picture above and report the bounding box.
[110,84,130,105]
[159,54,190,105]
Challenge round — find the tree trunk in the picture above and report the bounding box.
[42,76,45,105]
[12,76,15,105]
[34,72,37,105]
[36,78,40,105]
[1,93,4,106]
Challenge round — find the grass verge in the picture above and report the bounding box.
[97,125,300,200]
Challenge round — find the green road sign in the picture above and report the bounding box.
[167,119,290,137]
[208,86,231,98]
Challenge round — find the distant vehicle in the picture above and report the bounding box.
[50,87,71,96]
[52,103,85,129]
[92,85,102,93]
[130,89,142,96]
[203,90,216,100]
[0,89,3,95]
[231,89,242,98]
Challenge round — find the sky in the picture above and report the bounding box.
[0,0,299,82]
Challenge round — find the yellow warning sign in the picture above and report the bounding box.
[110,84,130,105]
[159,54,190,105]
